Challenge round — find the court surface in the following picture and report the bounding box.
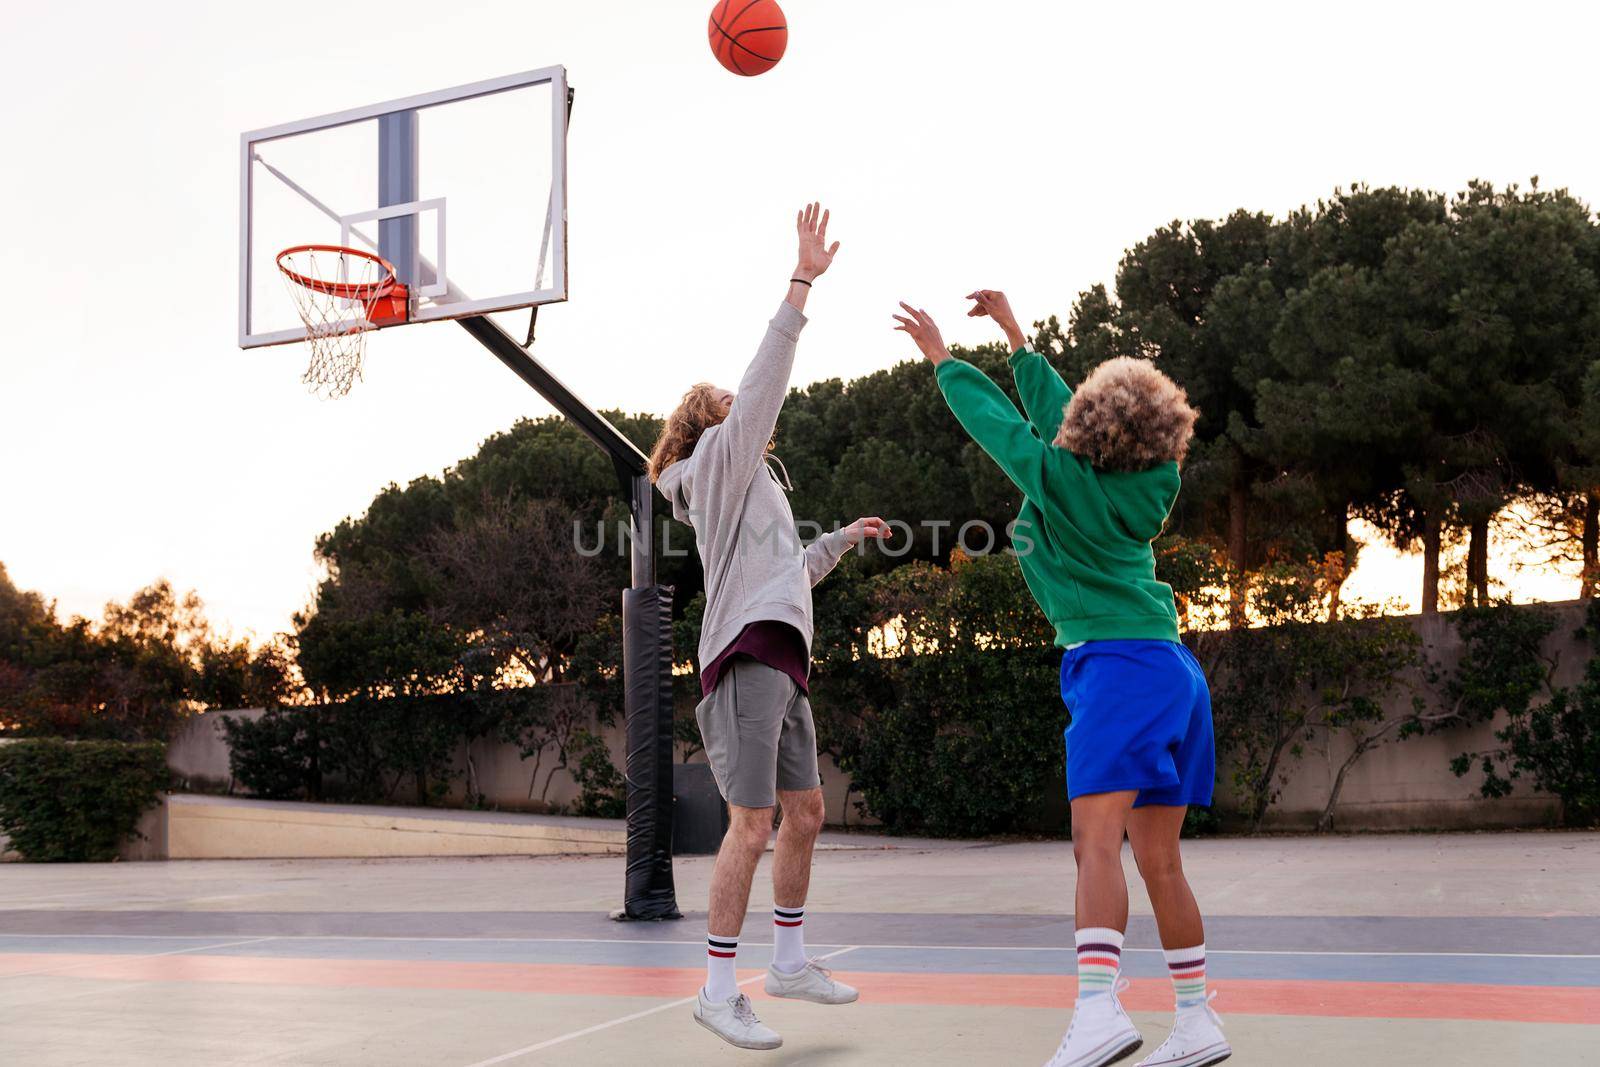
[2,831,1597,1065]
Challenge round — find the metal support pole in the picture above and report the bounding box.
[377,111,419,287]
[457,314,679,920]
[458,315,647,479]
[625,470,653,588]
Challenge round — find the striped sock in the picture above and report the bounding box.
[1075,926,1124,1001]
[705,932,739,1001]
[772,906,807,973]
[1165,943,1207,1010]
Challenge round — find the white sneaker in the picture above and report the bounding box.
[1044,979,1143,1067]
[1136,993,1230,1066]
[693,988,782,1050]
[764,958,860,1004]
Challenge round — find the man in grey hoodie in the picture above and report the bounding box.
[649,203,888,1050]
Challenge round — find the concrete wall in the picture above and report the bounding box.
[119,800,168,860]
[161,794,623,860]
[167,706,628,814]
[1231,603,1586,831]
[167,707,263,792]
[3,601,1580,862]
[170,703,863,826]
[438,728,862,826]
[152,600,1599,833]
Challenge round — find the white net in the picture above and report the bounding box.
[277,247,393,399]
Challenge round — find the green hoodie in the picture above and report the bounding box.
[935,348,1181,647]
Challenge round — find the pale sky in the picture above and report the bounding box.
[2,0,1595,640]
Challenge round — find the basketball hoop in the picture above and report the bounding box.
[277,245,410,398]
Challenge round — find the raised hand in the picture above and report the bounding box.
[794,202,841,282]
[892,303,951,366]
[966,289,1027,351]
[842,516,892,546]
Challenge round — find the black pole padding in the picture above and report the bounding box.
[458,313,675,920]
[619,583,681,920]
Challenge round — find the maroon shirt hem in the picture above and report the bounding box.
[700,621,810,697]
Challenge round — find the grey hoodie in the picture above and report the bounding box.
[655,301,852,668]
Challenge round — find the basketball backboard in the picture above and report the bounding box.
[238,67,568,349]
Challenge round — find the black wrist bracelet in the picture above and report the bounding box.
[790,277,812,288]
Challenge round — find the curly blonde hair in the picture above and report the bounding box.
[647,383,728,483]
[1054,357,1198,471]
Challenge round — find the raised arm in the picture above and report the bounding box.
[968,289,1071,441]
[715,304,804,472]
[710,203,841,481]
[893,303,1051,502]
[1011,350,1072,442]
[935,359,1053,502]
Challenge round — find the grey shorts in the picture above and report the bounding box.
[695,658,821,809]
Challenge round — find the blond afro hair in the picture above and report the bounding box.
[1054,357,1198,471]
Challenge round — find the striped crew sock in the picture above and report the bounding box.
[1075,926,1124,1001]
[1165,943,1207,1010]
[705,932,739,1001]
[772,906,807,973]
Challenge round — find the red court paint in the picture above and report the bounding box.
[0,953,740,997]
[842,973,1600,1026]
[4,954,1597,1026]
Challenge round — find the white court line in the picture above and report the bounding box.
[458,945,862,1067]
[0,936,277,980]
[1,933,1594,960]
[810,943,1600,961]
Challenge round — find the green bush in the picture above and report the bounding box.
[1205,558,1425,833]
[222,687,625,812]
[806,546,1238,838]
[220,707,319,800]
[816,554,1068,837]
[1503,663,1600,825]
[829,645,1064,837]
[1453,601,1600,826]
[222,697,473,805]
[567,728,626,818]
[1180,803,1223,837]
[0,739,168,861]
[689,548,1443,837]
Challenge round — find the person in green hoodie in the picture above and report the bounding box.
[895,292,1230,1067]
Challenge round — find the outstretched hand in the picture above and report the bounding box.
[842,516,892,546]
[892,303,951,366]
[966,289,1027,351]
[794,202,840,282]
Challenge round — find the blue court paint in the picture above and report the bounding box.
[6,934,1596,989]
[7,911,1599,956]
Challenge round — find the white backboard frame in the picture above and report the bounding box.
[238,66,568,349]
[340,199,449,301]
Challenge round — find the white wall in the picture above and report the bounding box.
[166,601,1593,831]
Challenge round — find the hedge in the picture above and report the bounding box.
[222,687,625,815]
[0,739,168,861]
[818,646,1065,837]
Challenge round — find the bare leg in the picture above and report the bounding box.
[1070,790,1138,931]
[1126,804,1204,949]
[772,788,825,909]
[707,803,774,937]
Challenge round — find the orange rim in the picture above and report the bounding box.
[276,244,399,301]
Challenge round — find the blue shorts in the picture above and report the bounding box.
[1059,639,1216,807]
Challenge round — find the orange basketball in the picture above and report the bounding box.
[708,0,788,77]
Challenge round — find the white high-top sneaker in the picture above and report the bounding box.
[764,958,860,1004]
[1043,978,1143,1067]
[693,988,782,1050]
[1136,992,1230,1066]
